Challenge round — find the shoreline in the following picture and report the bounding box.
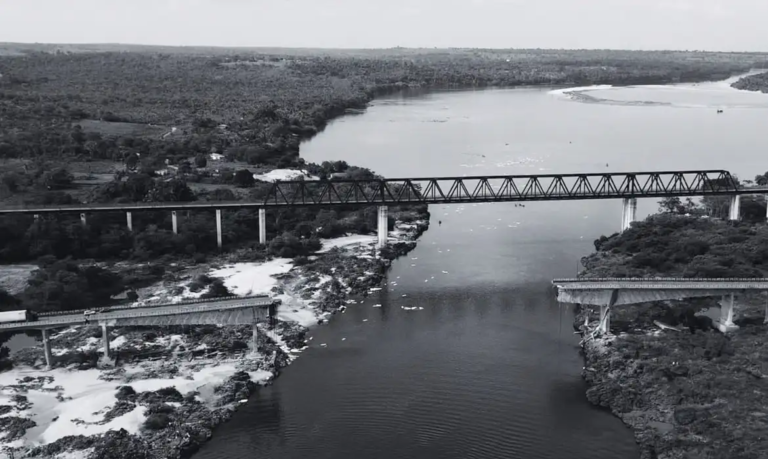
[0,217,429,458]
[573,216,768,459]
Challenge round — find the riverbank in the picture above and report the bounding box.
[0,216,428,459]
[731,70,768,93]
[575,214,768,459]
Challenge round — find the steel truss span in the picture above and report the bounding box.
[0,170,748,214]
[262,170,740,206]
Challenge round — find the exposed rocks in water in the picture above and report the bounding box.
[0,416,36,441]
[0,216,430,458]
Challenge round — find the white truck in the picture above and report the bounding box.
[0,310,38,324]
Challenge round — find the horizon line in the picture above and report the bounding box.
[2,41,768,55]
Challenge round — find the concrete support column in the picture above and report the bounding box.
[258,208,266,245]
[377,206,388,248]
[126,212,133,232]
[718,293,739,332]
[42,329,53,370]
[729,195,741,221]
[80,213,87,226]
[102,323,110,358]
[216,209,223,249]
[620,198,637,232]
[171,211,178,234]
[765,195,768,222]
[599,305,611,335]
[252,322,259,355]
[764,297,768,325]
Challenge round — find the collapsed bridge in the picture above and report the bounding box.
[0,295,280,369]
[552,278,768,334]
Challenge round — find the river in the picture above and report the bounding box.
[196,77,768,459]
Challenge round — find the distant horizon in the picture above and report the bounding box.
[2,0,767,53]
[2,41,767,55]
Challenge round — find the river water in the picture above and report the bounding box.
[197,77,768,459]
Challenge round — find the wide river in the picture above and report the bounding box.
[197,76,768,459]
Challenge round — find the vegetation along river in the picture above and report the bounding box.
[196,76,768,459]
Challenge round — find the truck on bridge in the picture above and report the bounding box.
[0,310,38,323]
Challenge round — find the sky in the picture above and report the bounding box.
[0,0,766,52]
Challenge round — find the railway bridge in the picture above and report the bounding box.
[0,295,279,369]
[552,278,768,334]
[0,170,765,249]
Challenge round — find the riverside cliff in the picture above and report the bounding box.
[576,213,768,459]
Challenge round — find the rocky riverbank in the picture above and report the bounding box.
[575,215,768,459]
[731,71,768,93]
[0,215,428,459]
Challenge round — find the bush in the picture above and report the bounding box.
[115,385,136,401]
[201,280,231,298]
[233,169,255,188]
[143,413,171,430]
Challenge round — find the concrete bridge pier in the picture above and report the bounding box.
[729,195,741,221]
[598,305,611,335]
[718,293,739,332]
[620,198,637,232]
[80,213,87,226]
[252,323,259,355]
[259,208,266,245]
[102,322,111,359]
[216,209,223,249]
[764,298,768,324]
[377,206,388,248]
[126,212,133,231]
[42,329,53,370]
[171,211,178,234]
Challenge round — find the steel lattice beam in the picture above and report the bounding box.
[0,170,753,214]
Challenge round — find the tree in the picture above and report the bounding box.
[125,153,139,171]
[194,155,207,168]
[658,197,684,214]
[41,168,74,190]
[233,169,255,188]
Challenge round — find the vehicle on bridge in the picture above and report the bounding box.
[0,310,39,324]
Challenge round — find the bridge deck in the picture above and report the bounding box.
[0,170,764,214]
[552,278,768,290]
[0,296,277,332]
[552,278,768,306]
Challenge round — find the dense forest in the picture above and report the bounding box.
[586,191,768,279]
[1,46,768,312]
